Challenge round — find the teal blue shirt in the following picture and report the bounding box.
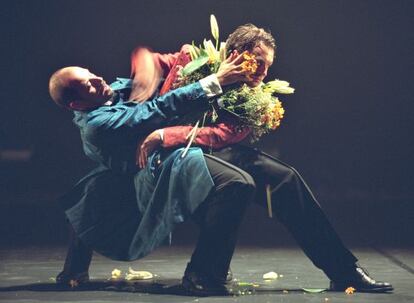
[63,78,214,261]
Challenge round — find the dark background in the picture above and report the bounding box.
[1,0,413,247]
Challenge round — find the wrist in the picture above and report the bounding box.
[199,74,223,98]
[156,129,164,143]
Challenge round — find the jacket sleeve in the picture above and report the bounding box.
[86,81,209,135]
[162,122,251,149]
[130,47,179,79]
[130,45,191,102]
[152,44,192,77]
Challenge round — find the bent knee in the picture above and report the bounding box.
[232,170,256,196]
[239,171,256,189]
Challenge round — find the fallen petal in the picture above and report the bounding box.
[263,271,278,280]
[111,268,122,279]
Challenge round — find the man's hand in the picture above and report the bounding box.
[136,130,163,169]
[216,51,249,87]
[130,47,162,103]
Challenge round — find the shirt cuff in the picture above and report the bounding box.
[157,129,164,142]
[199,74,223,98]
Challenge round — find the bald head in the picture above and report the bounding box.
[49,67,79,108]
[49,66,113,110]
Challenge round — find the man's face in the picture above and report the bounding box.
[69,67,113,105]
[246,42,274,87]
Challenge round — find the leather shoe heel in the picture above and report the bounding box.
[182,271,232,296]
[56,271,90,287]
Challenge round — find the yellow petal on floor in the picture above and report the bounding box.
[125,267,154,280]
[263,271,278,280]
[111,268,122,279]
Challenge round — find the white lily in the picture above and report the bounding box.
[219,42,227,61]
[188,45,199,60]
[203,39,220,63]
[210,14,219,42]
[264,79,295,94]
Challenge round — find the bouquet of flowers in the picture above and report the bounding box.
[177,15,294,143]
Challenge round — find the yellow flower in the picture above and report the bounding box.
[241,52,258,74]
[345,286,356,294]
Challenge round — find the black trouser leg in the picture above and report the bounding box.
[212,146,357,280]
[187,154,255,281]
[60,224,93,276]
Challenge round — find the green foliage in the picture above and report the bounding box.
[182,50,209,76]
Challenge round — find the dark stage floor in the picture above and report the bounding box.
[0,246,413,302]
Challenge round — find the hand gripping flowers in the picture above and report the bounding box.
[177,15,294,142]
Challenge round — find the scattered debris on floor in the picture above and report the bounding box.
[111,268,122,279]
[237,282,260,288]
[69,279,79,288]
[125,267,154,280]
[302,288,326,293]
[262,271,278,280]
[110,267,154,281]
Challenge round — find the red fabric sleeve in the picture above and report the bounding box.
[130,45,192,100]
[152,44,192,78]
[130,47,184,78]
[152,52,180,77]
[162,122,251,149]
[129,46,190,102]
[158,45,192,96]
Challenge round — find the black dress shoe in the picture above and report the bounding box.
[182,271,232,296]
[56,270,90,287]
[330,267,393,293]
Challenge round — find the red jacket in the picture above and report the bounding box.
[131,46,251,149]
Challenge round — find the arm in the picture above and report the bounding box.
[76,82,209,172]
[89,51,248,134]
[136,122,251,168]
[162,123,250,149]
[87,81,210,134]
[153,44,192,77]
[130,45,191,102]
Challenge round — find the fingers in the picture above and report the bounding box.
[223,50,237,63]
[136,137,149,169]
[138,144,148,169]
[231,51,246,64]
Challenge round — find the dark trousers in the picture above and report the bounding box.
[60,224,93,276]
[186,154,255,281]
[60,153,255,281]
[212,145,358,280]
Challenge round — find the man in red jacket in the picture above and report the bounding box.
[137,23,393,293]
